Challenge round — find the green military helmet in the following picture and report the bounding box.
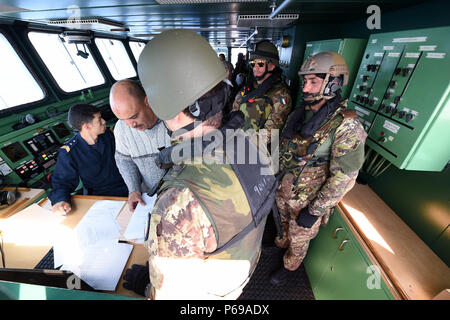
[299,51,349,101]
[138,29,227,120]
[250,40,279,66]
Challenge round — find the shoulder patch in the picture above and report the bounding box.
[60,145,71,153]
[339,109,358,119]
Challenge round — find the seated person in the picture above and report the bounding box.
[49,104,128,214]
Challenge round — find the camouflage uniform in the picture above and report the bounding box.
[232,76,292,141]
[275,100,367,271]
[144,129,273,299]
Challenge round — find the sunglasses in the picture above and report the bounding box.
[250,60,266,68]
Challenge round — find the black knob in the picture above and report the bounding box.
[366,88,373,94]
[363,75,370,82]
[356,95,361,102]
[379,103,386,111]
[384,92,392,99]
[394,96,401,104]
[391,108,398,116]
[386,106,392,113]
[394,68,401,75]
[389,80,397,88]
[406,113,414,122]
[399,111,406,118]
[402,68,411,77]
[359,86,366,91]
[369,99,376,106]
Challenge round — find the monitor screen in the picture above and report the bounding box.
[1,142,29,163]
[52,122,71,139]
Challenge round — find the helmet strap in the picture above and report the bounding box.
[169,82,230,138]
[302,73,330,103]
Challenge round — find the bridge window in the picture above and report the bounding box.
[0,33,44,110]
[231,48,247,68]
[129,41,145,63]
[28,32,105,93]
[95,38,136,80]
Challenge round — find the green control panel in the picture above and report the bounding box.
[0,89,114,189]
[296,38,368,105]
[348,26,450,171]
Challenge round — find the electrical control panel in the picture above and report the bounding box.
[348,26,450,171]
[296,38,368,105]
[23,130,59,170]
[0,118,74,187]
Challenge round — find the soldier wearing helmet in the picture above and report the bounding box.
[232,40,292,142]
[137,29,277,299]
[269,51,367,286]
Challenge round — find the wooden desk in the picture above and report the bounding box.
[1,195,148,299]
[340,184,450,300]
[0,187,45,219]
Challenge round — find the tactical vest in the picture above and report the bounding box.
[279,104,348,179]
[239,80,286,131]
[147,128,277,277]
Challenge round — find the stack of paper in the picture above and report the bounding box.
[53,200,134,291]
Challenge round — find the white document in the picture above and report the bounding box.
[53,200,125,268]
[62,241,133,291]
[123,193,156,241]
[86,200,126,220]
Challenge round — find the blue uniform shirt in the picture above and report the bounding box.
[48,130,128,205]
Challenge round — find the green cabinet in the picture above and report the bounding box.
[304,208,395,300]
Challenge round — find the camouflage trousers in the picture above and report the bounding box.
[274,172,331,271]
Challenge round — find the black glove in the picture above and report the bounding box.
[123,262,150,296]
[296,206,319,228]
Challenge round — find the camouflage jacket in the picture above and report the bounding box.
[145,130,271,299]
[232,76,292,141]
[278,100,367,216]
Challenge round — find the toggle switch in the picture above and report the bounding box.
[402,68,411,77]
[406,113,414,122]
[389,80,397,88]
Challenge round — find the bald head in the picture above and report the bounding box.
[110,80,157,131]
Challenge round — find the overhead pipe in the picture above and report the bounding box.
[239,26,258,48]
[269,0,293,20]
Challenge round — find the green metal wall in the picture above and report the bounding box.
[339,0,450,266]
[289,0,449,266]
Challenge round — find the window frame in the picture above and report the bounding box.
[94,37,137,81]
[128,39,147,64]
[0,28,48,116]
[25,29,109,97]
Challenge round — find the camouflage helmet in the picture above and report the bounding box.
[250,40,279,66]
[299,51,349,101]
[138,29,227,120]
